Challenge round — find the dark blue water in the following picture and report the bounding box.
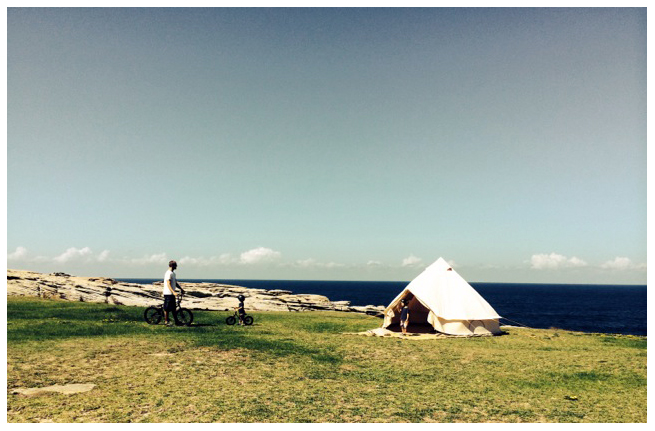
[117,278,647,336]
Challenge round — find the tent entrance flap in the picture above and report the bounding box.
[387,292,432,327]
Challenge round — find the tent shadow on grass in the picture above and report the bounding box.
[385,323,437,334]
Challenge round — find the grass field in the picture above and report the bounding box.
[6,296,647,423]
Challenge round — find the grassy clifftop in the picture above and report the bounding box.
[7,296,647,423]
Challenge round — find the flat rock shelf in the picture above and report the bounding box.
[7,269,385,317]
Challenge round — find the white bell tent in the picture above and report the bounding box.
[383,257,502,336]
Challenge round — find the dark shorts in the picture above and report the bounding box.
[163,295,176,312]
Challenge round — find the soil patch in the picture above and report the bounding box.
[12,384,96,396]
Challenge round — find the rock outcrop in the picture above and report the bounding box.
[6,269,385,317]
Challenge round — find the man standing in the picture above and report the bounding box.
[163,260,181,326]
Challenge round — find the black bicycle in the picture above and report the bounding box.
[226,309,254,326]
[144,292,194,326]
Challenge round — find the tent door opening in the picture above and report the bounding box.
[388,293,436,334]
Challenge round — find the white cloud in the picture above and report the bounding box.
[8,246,28,260]
[239,247,281,264]
[293,258,346,269]
[600,257,646,271]
[295,258,319,268]
[179,256,207,266]
[567,256,587,267]
[367,260,382,267]
[402,254,423,267]
[530,253,565,269]
[216,254,237,265]
[54,247,93,263]
[179,254,237,267]
[530,253,587,270]
[9,247,112,265]
[131,253,168,266]
[97,250,110,262]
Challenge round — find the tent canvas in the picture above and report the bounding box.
[383,257,502,336]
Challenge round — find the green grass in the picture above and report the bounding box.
[6,296,647,423]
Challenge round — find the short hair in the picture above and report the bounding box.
[169,260,177,268]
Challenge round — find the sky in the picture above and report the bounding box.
[5,7,648,284]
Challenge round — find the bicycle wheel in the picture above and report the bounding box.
[176,308,194,326]
[144,307,162,325]
[225,315,237,325]
[244,316,254,326]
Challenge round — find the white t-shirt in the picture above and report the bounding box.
[163,270,177,295]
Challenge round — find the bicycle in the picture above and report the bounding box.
[144,292,194,326]
[225,309,253,326]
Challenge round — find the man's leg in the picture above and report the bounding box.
[164,310,169,324]
[172,309,181,325]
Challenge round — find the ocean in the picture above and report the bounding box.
[117,278,647,336]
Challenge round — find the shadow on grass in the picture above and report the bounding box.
[7,297,343,365]
[8,299,143,322]
[513,369,646,392]
[600,336,647,349]
[186,329,343,364]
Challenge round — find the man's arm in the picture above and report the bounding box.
[168,279,178,296]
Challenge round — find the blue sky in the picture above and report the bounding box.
[6,7,647,283]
